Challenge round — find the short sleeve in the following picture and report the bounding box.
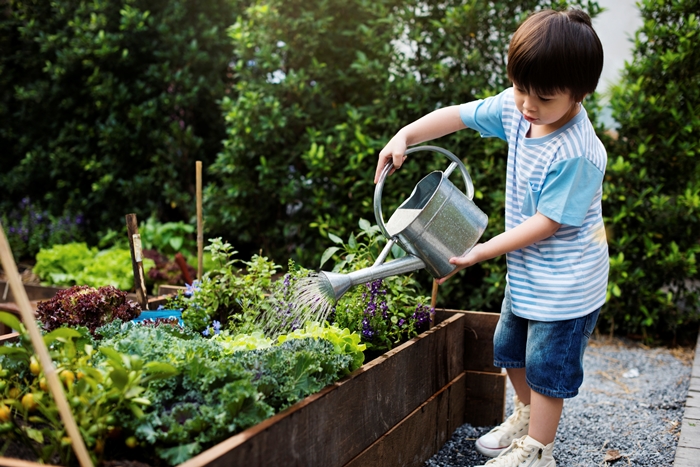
[459,90,508,141]
[537,157,604,226]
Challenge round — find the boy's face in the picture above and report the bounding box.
[512,84,580,134]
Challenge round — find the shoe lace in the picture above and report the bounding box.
[486,438,540,466]
[493,403,528,435]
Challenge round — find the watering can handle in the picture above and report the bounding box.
[374,145,476,240]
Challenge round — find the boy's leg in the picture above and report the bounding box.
[506,367,530,404]
[505,367,563,445]
[529,391,563,445]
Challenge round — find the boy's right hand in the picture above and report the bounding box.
[374,135,408,183]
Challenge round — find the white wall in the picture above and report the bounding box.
[592,0,644,96]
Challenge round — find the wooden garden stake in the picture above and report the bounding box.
[430,279,439,327]
[0,223,94,467]
[196,160,204,282]
[125,214,149,310]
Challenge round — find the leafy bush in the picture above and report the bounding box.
[0,197,85,262]
[319,220,435,353]
[35,285,141,334]
[96,322,355,464]
[0,0,243,241]
[166,238,281,333]
[206,0,605,314]
[602,0,700,342]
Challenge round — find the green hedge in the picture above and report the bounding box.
[0,0,242,251]
[206,0,604,314]
[602,0,700,342]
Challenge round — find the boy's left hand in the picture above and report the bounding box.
[436,243,484,284]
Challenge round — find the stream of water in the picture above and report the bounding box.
[263,274,336,337]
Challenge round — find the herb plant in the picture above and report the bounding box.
[165,237,281,333]
[321,219,435,353]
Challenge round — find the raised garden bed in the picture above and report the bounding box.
[0,309,505,467]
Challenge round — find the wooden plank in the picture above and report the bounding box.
[344,372,467,467]
[684,405,700,420]
[0,459,60,467]
[179,313,465,467]
[157,284,187,296]
[674,447,700,467]
[125,213,149,310]
[436,309,501,373]
[689,375,700,393]
[0,332,19,344]
[0,281,65,302]
[465,370,507,427]
[678,418,700,448]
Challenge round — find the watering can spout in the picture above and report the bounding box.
[318,254,426,302]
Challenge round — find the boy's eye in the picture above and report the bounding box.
[538,96,552,102]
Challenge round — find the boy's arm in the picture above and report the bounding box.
[374,105,466,183]
[436,212,561,284]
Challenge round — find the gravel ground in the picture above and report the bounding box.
[425,336,695,467]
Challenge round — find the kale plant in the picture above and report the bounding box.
[97,323,355,465]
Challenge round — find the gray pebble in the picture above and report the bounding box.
[425,337,693,467]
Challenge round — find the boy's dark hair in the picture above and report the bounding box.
[507,9,603,102]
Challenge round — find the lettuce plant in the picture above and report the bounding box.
[36,285,141,335]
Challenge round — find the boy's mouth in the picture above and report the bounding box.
[523,114,538,123]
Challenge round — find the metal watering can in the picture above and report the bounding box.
[318,145,488,301]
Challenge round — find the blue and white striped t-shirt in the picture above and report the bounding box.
[459,87,609,321]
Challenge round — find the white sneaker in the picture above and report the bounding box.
[476,435,556,467]
[475,395,531,457]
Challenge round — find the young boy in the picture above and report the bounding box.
[375,9,607,467]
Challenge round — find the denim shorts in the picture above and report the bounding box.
[493,286,600,399]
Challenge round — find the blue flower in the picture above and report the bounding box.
[184,280,201,298]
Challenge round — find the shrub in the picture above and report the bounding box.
[206,0,604,314]
[0,0,242,242]
[602,0,700,342]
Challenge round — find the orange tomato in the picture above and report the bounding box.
[21,393,38,412]
[0,404,11,422]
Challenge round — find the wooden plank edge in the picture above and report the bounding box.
[343,372,467,467]
[0,458,61,467]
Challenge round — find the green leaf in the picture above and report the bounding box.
[327,233,343,244]
[109,368,129,390]
[99,346,125,368]
[143,361,179,378]
[0,312,22,332]
[43,327,82,345]
[320,247,340,268]
[24,427,44,444]
[0,347,27,356]
[156,442,201,465]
